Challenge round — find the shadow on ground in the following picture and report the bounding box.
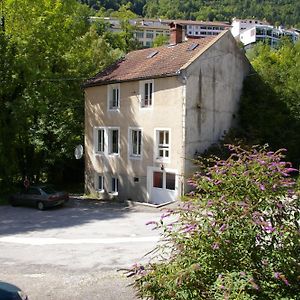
[0,197,135,236]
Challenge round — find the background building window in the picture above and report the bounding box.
[146,30,154,38]
[135,31,144,38]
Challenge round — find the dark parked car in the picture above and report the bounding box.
[0,281,29,300]
[10,185,69,210]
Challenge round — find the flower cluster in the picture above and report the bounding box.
[134,145,300,300]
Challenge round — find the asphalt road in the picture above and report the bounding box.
[0,198,166,300]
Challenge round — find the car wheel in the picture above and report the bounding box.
[37,201,45,210]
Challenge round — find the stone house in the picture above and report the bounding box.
[83,25,250,204]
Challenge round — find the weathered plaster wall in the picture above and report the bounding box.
[85,76,185,202]
[184,31,250,183]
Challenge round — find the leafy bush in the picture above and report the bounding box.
[134,145,300,300]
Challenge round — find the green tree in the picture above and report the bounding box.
[0,0,121,185]
[153,34,169,47]
[240,41,300,166]
[133,145,300,299]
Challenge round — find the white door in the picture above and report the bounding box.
[147,167,178,204]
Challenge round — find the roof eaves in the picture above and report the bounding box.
[83,73,179,88]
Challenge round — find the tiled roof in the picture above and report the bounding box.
[84,35,219,87]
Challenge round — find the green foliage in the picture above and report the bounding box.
[134,145,300,299]
[111,4,141,52]
[143,0,300,26]
[0,0,122,185]
[153,34,169,47]
[240,41,300,166]
[80,0,300,27]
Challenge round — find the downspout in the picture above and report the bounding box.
[178,69,188,197]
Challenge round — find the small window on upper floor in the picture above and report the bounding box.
[140,80,153,108]
[107,84,120,111]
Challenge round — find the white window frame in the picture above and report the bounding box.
[139,80,154,109]
[95,173,104,192]
[154,128,171,162]
[128,127,142,159]
[107,83,120,111]
[108,127,120,156]
[94,127,106,154]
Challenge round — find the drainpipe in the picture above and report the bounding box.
[178,69,188,197]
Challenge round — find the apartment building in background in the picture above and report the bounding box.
[91,17,230,48]
[231,18,299,48]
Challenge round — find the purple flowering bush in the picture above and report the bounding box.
[134,145,300,300]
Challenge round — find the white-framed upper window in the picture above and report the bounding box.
[107,84,120,111]
[129,128,142,159]
[108,128,119,155]
[94,127,105,154]
[95,173,104,192]
[140,80,153,108]
[156,129,170,161]
[111,176,119,194]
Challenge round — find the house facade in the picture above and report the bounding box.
[83,27,250,204]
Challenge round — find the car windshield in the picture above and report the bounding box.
[41,186,57,194]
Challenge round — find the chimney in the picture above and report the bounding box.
[169,22,183,44]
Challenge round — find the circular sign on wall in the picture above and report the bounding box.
[74,144,83,159]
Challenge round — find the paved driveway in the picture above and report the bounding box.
[0,198,165,300]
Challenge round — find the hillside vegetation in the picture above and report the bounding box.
[80,0,300,27]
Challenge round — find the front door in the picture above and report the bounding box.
[147,167,178,204]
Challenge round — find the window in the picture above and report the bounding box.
[153,171,176,190]
[108,84,120,110]
[153,171,163,188]
[95,128,105,154]
[135,31,144,38]
[129,129,142,158]
[108,128,119,155]
[146,30,154,39]
[111,177,119,193]
[96,174,104,191]
[27,187,41,195]
[140,80,153,108]
[166,173,175,190]
[156,130,170,160]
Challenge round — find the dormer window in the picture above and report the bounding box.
[107,84,120,111]
[140,80,153,108]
